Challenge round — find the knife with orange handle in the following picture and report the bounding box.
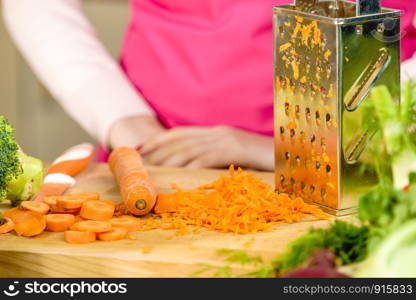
[33,143,95,202]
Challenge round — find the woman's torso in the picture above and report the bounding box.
[120,0,416,135]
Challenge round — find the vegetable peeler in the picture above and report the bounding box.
[273,0,401,215]
[33,143,95,202]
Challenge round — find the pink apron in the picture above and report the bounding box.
[98,0,416,161]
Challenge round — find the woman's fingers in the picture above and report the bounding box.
[142,126,238,168]
[161,140,216,167]
[140,127,207,155]
[145,137,213,166]
[140,125,274,171]
[185,151,228,169]
[109,115,165,150]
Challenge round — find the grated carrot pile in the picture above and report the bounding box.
[146,166,328,234]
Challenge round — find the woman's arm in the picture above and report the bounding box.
[2,0,159,147]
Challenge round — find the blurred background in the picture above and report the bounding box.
[0,0,129,161]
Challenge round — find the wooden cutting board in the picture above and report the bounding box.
[0,164,334,278]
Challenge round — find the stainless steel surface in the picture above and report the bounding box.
[273,0,401,215]
[357,0,381,16]
[295,0,319,13]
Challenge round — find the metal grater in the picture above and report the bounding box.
[273,0,401,215]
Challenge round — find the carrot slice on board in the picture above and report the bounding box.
[80,200,115,221]
[50,205,80,214]
[55,196,87,210]
[46,214,75,232]
[3,207,23,219]
[154,193,191,214]
[109,216,139,232]
[21,201,50,215]
[105,200,117,207]
[74,215,85,223]
[108,147,157,216]
[97,227,128,241]
[64,230,96,244]
[71,220,112,233]
[9,211,46,237]
[44,196,58,206]
[114,202,128,216]
[0,217,15,234]
[66,192,100,201]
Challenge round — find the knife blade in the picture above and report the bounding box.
[33,143,95,202]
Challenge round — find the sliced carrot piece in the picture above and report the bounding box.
[80,200,115,221]
[3,207,23,219]
[105,199,116,206]
[71,220,112,232]
[9,210,46,237]
[21,201,50,215]
[97,227,128,241]
[66,192,100,201]
[50,205,80,214]
[109,216,139,232]
[64,230,96,244]
[46,214,75,232]
[44,196,58,206]
[114,202,128,216]
[55,196,87,210]
[154,193,190,214]
[74,215,85,223]
[0,217,15,234]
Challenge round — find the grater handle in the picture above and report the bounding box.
[294,0,318,5]
[357,0,381,15]
[294,0,319,11]
[294,0,381,16]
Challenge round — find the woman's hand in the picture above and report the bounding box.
[109,115,165,150]
[140,126,274,171]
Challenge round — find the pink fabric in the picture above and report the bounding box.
[381,0,416,61]
[120,0,283,138]
[97,0,416,162]
[97,144,110,163]
[120,0,416,139]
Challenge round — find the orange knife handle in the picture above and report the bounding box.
[47,143,95,177]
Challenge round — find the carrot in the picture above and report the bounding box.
[66,192,100,201]
[154,193,191,214]
[21,201,50,215]
[44,193,99,209]
[114,202,128,216]
[80,200,115,221]
[105,199,116,206]
[46,214,75,232]
[44,196,58,206]
[97,227,128,241]
[9,210,46,237]
[3,207,23,219]
[54,193,100,210]
[55,196,87,210]
[108,147,157,216]
[64,230,96,244]
[109,216,139,232]
[71,220,112,232]
[50,205,80,214]
[146,166,328,234]
[74,215,85,223]
[0,217,15,234]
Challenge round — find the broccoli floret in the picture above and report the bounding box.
[0,116,43,206]
[7,152,43,206]
[0,116,22,201]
